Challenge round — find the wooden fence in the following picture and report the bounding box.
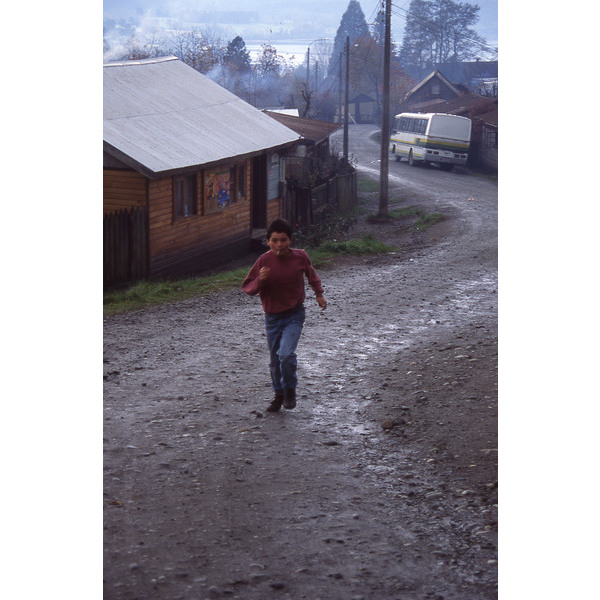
[104,207,149,287]
[282,171,357,231]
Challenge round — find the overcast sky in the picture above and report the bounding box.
[103,0,498,47]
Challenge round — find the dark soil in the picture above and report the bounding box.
[104,136,497,600]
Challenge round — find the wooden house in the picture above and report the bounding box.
[334,94,377,125]
[104,56,301,286]
[349,94,377,124]
[399,69,464,110]
[398,69,498,172]
[263,111,356,229]
[472,109,498,172]
[263,111,341,184]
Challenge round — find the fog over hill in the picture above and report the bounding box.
[103,0,498,52]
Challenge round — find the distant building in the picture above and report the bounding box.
[264,111,341,184]
[399,70,464,109]
[410,61,498,95]
[398,69,498,172]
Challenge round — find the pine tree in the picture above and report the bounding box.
[327,1,370,78]
[223,36,251,73]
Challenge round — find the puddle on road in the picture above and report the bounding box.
[298,262,496,453]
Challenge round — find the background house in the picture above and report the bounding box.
[334,94,377,125]
[104,56,300,286]
[263,110,356,232]
[398,69,498,172]
[472,109,498,172]
[408,61,498,95]
[399,69,465,110]
[264,111,341,184]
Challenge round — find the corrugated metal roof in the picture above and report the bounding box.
[104,57,301,176]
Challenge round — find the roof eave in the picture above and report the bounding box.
[104,139,300,179]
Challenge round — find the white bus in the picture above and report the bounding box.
[389,112,472,170]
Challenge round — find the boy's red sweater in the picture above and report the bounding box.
[242,248,324,314]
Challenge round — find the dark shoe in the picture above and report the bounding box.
[266,392,284,412]
[283,388,296,409]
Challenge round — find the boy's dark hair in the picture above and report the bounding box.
[266,218,292,240]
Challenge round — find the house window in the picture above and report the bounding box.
[204,163,247,213]
[432,84,440,96]
[484,127,498,149]
[174,174,197,218]
[236,164,246,201]
[267,153,280,201]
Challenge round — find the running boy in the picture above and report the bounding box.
[242,218,327,412]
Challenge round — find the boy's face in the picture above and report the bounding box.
[267,231,291,256]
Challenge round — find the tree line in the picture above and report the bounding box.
[103,0,495,122]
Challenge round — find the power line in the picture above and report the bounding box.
[391,1,498,56]
[392,2,498,56]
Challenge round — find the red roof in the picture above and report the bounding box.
[402,93,497,120]
[264,111,341,145]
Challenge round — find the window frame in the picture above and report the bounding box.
[173,173,198,219]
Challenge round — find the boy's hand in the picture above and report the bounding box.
[316,295,327,310]
[259,267,271,281]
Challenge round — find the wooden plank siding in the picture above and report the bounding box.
[147,159,256,279]
[266,199,281,227]
[103,157,289,281]
[103,169,147,215]
[104,207,149,286]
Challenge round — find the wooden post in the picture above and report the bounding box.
[378,0,392,217]
[343,36,350,163]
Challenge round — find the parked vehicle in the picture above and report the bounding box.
[389,112,472,170]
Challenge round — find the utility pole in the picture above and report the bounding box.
[338,53,342,128]
[303,46,311,118]
[343,35,350,163]
[378,0,392,216]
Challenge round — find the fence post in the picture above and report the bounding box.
[104,207,149,287]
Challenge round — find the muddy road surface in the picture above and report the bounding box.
[104,124,498,600]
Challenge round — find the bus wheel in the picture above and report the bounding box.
[408,149,415,166]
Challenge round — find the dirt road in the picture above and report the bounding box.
[104,124,498,600]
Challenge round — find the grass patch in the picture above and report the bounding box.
[103,235,395,316]
[367,206,443,231]
[103,267,251,316]
[415,212,443,230]
[357,177,379,193]
[317,234,394,257]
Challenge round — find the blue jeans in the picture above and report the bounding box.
[264,304,306,392]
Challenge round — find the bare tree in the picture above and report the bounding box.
[169,28,225,74]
